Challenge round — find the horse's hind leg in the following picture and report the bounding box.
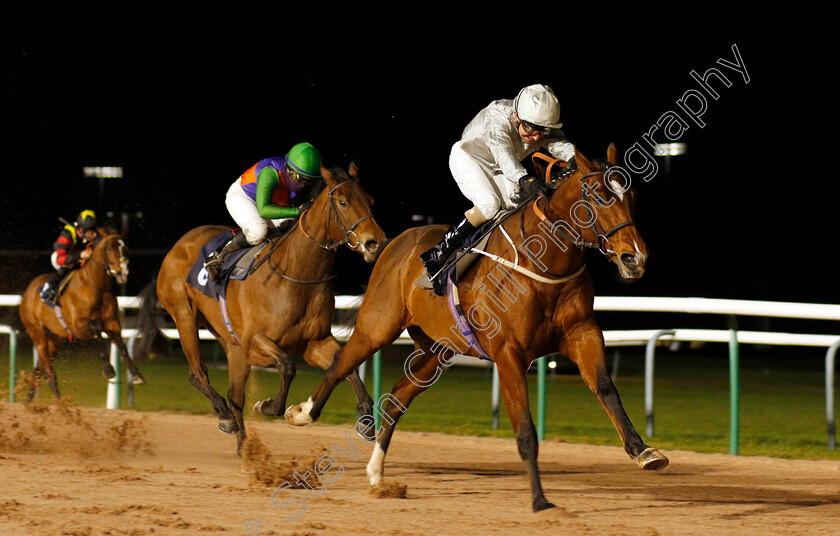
[494,346,555,513]
[565,319,668,470]
[172,310,237,433]
[366,327,449,485]
[224,343,250,455]
[36,334,62,401]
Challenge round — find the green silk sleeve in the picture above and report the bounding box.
[255,167,300,219]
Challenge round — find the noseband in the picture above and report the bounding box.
[300,181,374,251]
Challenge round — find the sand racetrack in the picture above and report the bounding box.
[1,400,838,536]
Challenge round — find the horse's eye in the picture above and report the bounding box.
[339,199,348,207]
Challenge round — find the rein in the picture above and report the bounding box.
[527,167,637,258]
[474,157,637,285]
[254,180,372,285]
[299,181,374,251]
[81,237,126,291]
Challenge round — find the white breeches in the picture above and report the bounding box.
[225,177,293,245]
[449,141,520,221]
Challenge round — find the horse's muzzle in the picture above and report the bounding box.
[618,252,645,279]
[362,239,381,263]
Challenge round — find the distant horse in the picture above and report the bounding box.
[136,164,386,454]
[285,145,668,512]
[19,231,144,401]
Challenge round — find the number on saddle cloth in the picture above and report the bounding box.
[187,231,264,299]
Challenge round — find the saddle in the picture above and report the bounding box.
[413,208,517,291]
[38,270,77,309]
[186,231,268,298]
[185,230,271,344]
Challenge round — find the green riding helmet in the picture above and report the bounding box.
[285,142,322,183]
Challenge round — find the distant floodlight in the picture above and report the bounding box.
[548,360,557,369]
[653,143,687,156]
[83,166,123,178]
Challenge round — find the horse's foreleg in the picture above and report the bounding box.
[302,336,374,426]
[564,320,668,470]
[495,346,555,513]
[367,330,445,485]
[249,334,295,417]
[102,314,145,384]
[285,331,387,426]
[98,333,116,380]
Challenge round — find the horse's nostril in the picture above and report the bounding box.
[621,253,637,267]
[365,240,380,253]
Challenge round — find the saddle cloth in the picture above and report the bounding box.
[185,230,269,344]
[185,231,267,299]
[413,209,512,290]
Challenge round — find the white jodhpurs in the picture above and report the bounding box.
[449,141,521,221]
[225,177,293,245]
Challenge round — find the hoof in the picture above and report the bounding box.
[218,418,239,434]
[636,447,669,470]
[284,402,314,426]
[131,374,146,385]
[253,398,274,416]
[102,366,116,379]
[533,496,556,512]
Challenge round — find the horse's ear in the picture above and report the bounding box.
[573,145,592,172]
[607,143,619,166]
[321,165,337,187]
[349,161,360,181]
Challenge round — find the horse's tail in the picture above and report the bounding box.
[134,279,171,360]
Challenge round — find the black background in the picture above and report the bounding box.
[1,13,832,316]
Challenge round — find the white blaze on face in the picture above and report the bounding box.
[117,239,129,276]
[610,178,625,201]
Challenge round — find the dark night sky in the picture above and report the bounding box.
[1,13,833,308]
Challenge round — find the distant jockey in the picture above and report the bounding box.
[40,210,100,303]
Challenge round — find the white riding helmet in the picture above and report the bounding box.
[514,84,562,129]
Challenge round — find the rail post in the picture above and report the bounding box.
[1,326,18,402]
[645,329,675,437]
[728,315,740,455]
[826,340,840,451]
[537,356,546,441]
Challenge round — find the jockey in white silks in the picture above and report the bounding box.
[420,84,576,295]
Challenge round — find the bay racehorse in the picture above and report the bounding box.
[19,231,144,401]
[284,144,668,512]
[136,164,386,454]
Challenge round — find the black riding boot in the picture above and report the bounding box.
[420,217,477,295]
[40,267,69,304]
[204,232,251,281]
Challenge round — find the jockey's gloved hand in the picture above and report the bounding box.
[517,175,550,200]
[297,199,314,214]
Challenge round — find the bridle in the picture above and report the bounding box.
[527,165,636,259]
[258,180,375,285]
[82,236,129,289]
[299,180,374,252]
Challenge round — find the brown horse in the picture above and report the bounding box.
[137,164,386,453]
[19,231,144,401]
[285,144,668,512]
